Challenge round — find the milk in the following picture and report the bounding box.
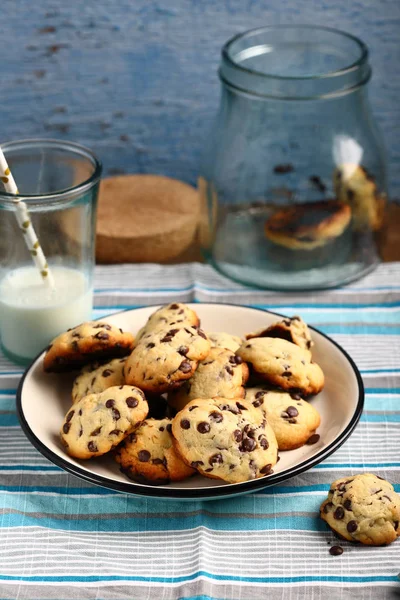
[0,266,92,362]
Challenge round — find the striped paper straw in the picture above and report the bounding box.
[0,147,54,287]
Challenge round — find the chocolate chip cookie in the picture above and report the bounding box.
[320,473,400,546]
[236,337,324,397]
[72,357,127,404]
[246,316,313,351]
[44,322,134,372]
[208,332,243,353]
[135,303,200,345]
[125,325,211,394]
[168,347,249,412]
[114,418,195,484]
[60,385,148,459]
[245,387,321,450]
[333,164,386,231]
[171,397,278,484]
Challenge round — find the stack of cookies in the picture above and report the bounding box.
[44,303,325,486]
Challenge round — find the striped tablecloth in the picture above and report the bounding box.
[1,262,399,600]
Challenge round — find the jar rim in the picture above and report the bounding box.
[222,25,369,82]
[0,138,102,205]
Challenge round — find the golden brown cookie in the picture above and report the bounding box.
[264,200,351,250]
[168,347,249,412]
[72,357,127,404]
[236,337,324,397]
[125,325,211,394]
[114,418,195,484]
[333,164,386,231]
[320,473,400,546]
[60,385,148,459]
[171,397,278,484]
[245,387,321,450]
[246,316,313,350]
[44,322,134,372]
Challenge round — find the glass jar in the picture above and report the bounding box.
[199,26,388,290]
[0,139,102,364]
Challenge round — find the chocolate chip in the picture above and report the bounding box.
[239,438,256,452]
[209,411,223,423]
[90,427,102,436]
[382,495,391,501]
[71,340,79,352]
[286,406,298,417]
[166,423,172,433]
[282,371,292,377]
[138,450,151,462]
[233,429,242,442]
[88,441,98,452]
[273,163,294,174]
[78,427,83,437]
[236,402,247,411]
[91,377,96,386]
[188,405,198,411]
[179,360,192,373]
[209,453,223,465]
[147,343,155,348]
[243,425,256,438]
[394,521,399,530]
[288,418,297,424]
[229,355,242,365]
[225,366,234,376]
[109,429,122,435]
[78,409,82,416]
[260,463,272,474]
[337,482,347,492]
[281,411,289,419]
[205,468,213,472]
[343,499,352,511]
[323,502,333,513]
[334,507,345,520]
[66,411,74,422]
[152,458,167,466]
[62,422,70,434]
[160,335,173,343]
[376,475,385,480]
[329,545,343,556]
[126,397,138,408]
[252,399,263,408]
[218,403,239,414]
[112,408,120,420]
[197,422,210,433]
[191,460,204,468]
[170,303,179,309]
[306,340,312,349]
[347,520,358,533]
[259,437,269,450]
[94,331,109,340]
[102,369,113,377]
[197,329,207,339]
[105,399,115,408]
[306,434,320,445]
[178,346,189,356]
[180,419,190,430]
[290,393,302,400]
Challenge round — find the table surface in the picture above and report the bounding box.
[0,262,399,600]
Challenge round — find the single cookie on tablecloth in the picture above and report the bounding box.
[168,347,249,412]
[245,387,321,450]
[171,397,278,484]
[320,473,400,546]
[264,200,351,250]
[208,332,243,353]
[246,316,313,351]
[44,322,134,372]
[333,163,386,231]
[60,385,148,459]
[114,418,195,484]
[125,325,211,394]
[135,303,200,345]
[72,357,127,403]
[236,337,324,397]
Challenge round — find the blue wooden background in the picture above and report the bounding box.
[2,0,400,195]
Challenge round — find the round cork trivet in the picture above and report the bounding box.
[96,175,200,263]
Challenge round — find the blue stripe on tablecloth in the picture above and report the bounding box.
[0,574,397,583]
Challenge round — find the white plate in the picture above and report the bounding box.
[17,304,364,500]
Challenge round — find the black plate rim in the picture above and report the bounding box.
[16,303,364,500]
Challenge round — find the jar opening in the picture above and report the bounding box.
[221,25,371,99]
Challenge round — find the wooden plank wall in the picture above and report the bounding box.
[1,0,399,195]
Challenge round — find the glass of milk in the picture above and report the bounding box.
[0,139,102,365]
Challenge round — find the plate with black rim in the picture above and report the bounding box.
[17,303,364,501]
